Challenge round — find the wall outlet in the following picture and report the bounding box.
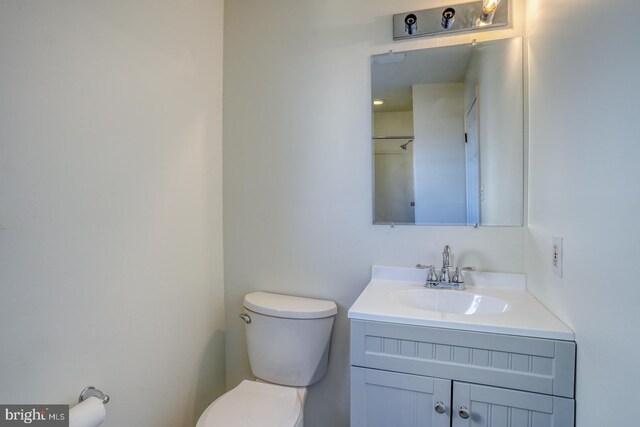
[552,236,563,277]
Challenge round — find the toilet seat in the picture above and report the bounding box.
[196,380,302,427]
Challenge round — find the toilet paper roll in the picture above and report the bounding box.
[69,396,106,427]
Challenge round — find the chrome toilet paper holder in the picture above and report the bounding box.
[79,386,110,405]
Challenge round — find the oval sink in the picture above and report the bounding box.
[392,289,512,315]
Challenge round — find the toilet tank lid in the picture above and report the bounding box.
[244,292,337,319]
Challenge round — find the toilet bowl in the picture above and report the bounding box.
[195,380,306,427]
[195,292,337,427]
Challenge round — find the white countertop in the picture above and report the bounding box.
[348,266,574,341]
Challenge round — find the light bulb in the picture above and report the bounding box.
[482,0,501,14]
[373,99,385,106]
[480,0,501,24]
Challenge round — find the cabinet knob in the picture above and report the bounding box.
[459,406,471,419]
[434,401,446,414]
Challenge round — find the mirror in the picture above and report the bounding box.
[372,37,523,226]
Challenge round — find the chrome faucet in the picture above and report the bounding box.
[441,245,452,282]
[416,245,476,290]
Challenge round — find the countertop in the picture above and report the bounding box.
[348,266,574,341]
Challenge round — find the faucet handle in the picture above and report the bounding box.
[416,264,438,282]
[452,266,476,283]
[427,266,439,282]
[452,267,462,283]
[416,264,435,270]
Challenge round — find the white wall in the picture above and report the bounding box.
[373,111,414,137]
[0,1,225,426]
[526,0,640,425]
[223,1,527,426]
[464,38,524,226]
[412,83,467,224]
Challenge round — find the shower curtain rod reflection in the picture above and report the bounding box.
[372,136,414,140]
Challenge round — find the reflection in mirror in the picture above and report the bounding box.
[372,37,523,226]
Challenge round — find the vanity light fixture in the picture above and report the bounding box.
[393,0,508,40]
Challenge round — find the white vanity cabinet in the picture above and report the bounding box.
[350,320,576,427]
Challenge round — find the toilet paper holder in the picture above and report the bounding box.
[79,386,110,405]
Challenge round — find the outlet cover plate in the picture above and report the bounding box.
[552,236,563,278]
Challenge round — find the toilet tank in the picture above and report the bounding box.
[242,292,338,387]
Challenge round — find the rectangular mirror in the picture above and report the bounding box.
[372,37,523,226]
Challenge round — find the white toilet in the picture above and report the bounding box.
[196,291,338,427]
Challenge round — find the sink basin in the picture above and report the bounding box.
[392,289,512,315]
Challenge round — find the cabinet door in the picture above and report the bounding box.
[351,367,451,427]
[452,382,575,427]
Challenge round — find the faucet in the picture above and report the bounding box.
[441,245,452,282]
[416,245,476,290]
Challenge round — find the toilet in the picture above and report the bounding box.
[196,291,338,427]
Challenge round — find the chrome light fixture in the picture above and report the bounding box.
[393,0,508,40]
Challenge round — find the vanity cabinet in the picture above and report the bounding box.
[350,320,576,427]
